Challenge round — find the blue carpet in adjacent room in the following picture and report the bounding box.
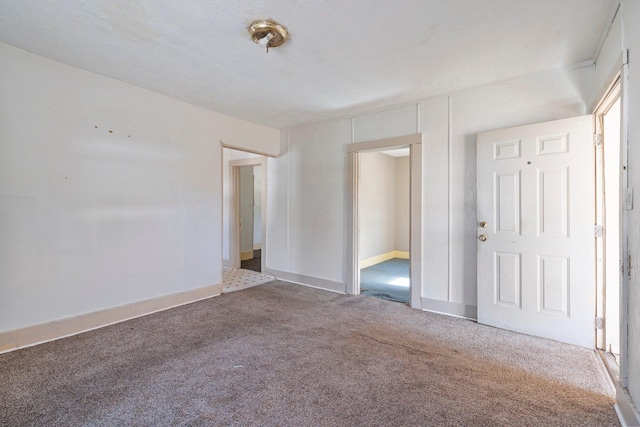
[360,258,409,303]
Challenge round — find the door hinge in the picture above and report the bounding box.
[594,224,603,238]
[595,317,604,330]
[593,133,603,147]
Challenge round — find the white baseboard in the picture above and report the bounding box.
[266,269,346,294]
[253,243,262,250]
[421,297,478,320]
[241,250,254,261]
[616,383,640,427]
[359,250,409,269]
[0,283,222,354]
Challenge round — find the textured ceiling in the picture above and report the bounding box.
[0,1,617,128]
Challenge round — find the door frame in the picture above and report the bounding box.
[346,133,422,308]
[229,156,267,272]
[593,74,622,352]
[591,49,629,388]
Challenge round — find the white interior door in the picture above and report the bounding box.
[477,115,595,348]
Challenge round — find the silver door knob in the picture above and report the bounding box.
[478,234,487,242]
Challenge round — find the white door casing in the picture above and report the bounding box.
[346,133,422,308]
[476,115,595,348]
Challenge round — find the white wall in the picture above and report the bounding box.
[0,43,278,333]
[359,152,396,260]
[358,152,410,262]
[268,64,592,315]
[395,156,410,252]
[595,6,622,102]
[266,119,351,289]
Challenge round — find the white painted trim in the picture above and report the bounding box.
[359,250,409,269]
[409,143,422,309]
[221,142,278,158]
[347,133,421,153]
[421,297,478,321]
[360,251,395,269]
[346,150,359,295]
[593,75,622,352]
[619,61,630,388]
[240,250,254,261]
[346,133,422,309]
[253,243,262,250]
[267,269,346,294]
[0,283,223,354]
[593,69,623,116]
[615,383,640,426]
[230,163,241,268]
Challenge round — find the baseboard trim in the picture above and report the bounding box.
[360,251,395,269]
[421,297,477,320]
[0,283,223,354]
[240,250,254,261]
[616,383,640,427]
[267,269,346,294]
[360,251,409,269]
[253,243,262,250]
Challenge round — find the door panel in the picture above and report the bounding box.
[477,115,594,348]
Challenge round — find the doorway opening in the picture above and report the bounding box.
[594,77,622,366]
[347,133,422,309]
[222,148,267,273]
[358,148,410,303]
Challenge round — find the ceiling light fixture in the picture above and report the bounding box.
[248,19,289,53]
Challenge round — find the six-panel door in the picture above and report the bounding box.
[477,115,595,348]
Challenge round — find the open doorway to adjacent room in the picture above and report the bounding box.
[347,133,423,309]
[358,148,410,303]
[222,148,267,273]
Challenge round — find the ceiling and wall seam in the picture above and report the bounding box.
[0,1,615,129]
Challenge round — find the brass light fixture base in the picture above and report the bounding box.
[248,19,289,49]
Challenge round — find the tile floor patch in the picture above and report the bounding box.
[223,268,275,293]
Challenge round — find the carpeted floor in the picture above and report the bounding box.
[360,258,409,303]
[240,249,261,272]
[0,281,619,426]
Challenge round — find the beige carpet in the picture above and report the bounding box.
[0,281,619,426]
